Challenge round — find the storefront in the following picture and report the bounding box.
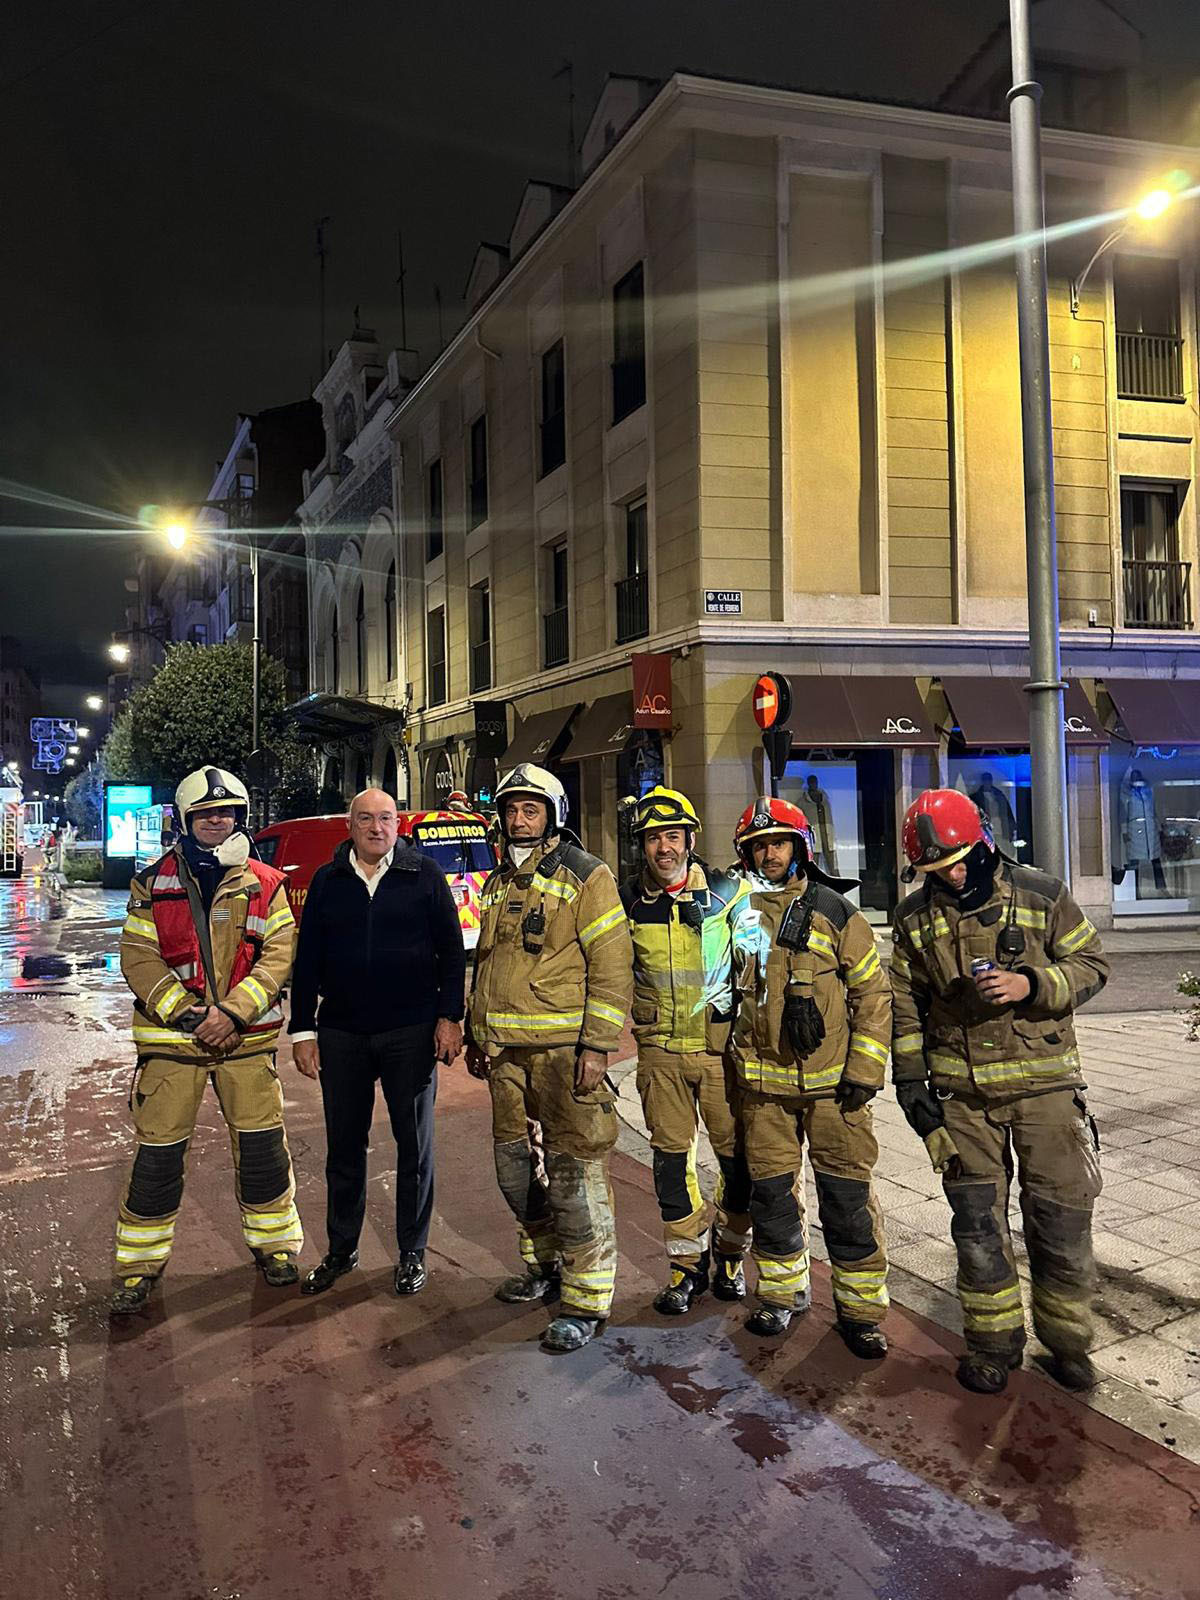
[561,691,665,879]
[1101,679,1200,914]
[777,676,940,919]
[502,702,581,828]
[285,691,407,806]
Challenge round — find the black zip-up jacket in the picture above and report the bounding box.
[288,840,466,1035]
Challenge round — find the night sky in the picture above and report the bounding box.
[3,0,1198,711]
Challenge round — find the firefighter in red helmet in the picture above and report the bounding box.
[727,796,892,1356]
[890,788,1109,1395]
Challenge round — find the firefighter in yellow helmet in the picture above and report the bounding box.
[620,786,753,1312]
[891,789,1109,1394]
[465,763,633,1352]
[110,766,301,1315]
[728,796,892,1357]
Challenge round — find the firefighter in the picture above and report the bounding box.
[728,797,892,1356]
[465,763,633,1352]
[109,766,301,1315]
[621,786,752,1313]
[446,789,472,813]
[890,789,1109,1394]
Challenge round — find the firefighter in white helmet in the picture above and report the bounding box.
[465,762,633,1352]
[110,766,301,1315]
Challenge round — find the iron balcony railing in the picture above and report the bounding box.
[1123,558,1193,629]
[615,571,649,644]
[470,640,492,693]
[1116,332,1185,401]
[543,605,569,668]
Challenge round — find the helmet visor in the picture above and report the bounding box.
[913,841,974,872]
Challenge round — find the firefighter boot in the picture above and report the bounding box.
[496,1265,561,1304]
[711,1253,747,1302]
[837,1319,888,1360]
[542,1314,604,1353]
[109,1275,157,1316]
[654,1256,709,1316]
[957,1349,1024,1395]
[1038,1350,1097,1392]
[257,1251,300,1287]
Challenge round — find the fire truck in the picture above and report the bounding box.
[1,784,24,879]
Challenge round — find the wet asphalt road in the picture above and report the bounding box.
[3,870,1200,1600]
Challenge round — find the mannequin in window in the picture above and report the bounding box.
[803,774,838,877]
[968,771,1017,851]
[1119,767,1167,892]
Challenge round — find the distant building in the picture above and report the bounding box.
[0,636,40,782]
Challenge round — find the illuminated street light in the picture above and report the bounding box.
[68,745,80,756]
[1071,181,1180,314]
[1134,187,1172,222]
[108,641,131,664]
[65,758,77,768]
[85,694,104,712]
[164,520,189,551]
[77,726,91,738]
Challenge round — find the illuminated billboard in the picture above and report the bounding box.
[104,783,152,860]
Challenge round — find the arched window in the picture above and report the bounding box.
[355,582,367,692]
[329,605,339,691]
[385,560,397,681]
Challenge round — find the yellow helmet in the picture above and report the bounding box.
[631,785,701,837]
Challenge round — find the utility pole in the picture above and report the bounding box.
[1008,0,1069,881]
[315,216,331,375]
[554,59,576,187]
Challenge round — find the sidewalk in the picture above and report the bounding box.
[610,1006,1200,1464]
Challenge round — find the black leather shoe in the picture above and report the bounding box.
[301,1250,358,1296]
[394,1251,427,1296]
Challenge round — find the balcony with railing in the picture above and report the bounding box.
[615,571,649,644]
[1123,558,1193,629]
[543,605,569,668]
[470,640,492,693]
[1116,332,1185,401]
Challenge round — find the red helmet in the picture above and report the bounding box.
[734,796,815,868]
[902,789,994,872]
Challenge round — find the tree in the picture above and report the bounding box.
[63,762,106,835]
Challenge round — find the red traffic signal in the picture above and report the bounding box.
[752,672,792,731]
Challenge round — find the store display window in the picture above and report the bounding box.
[945,754,1034,866]
[1110,744,1200,910]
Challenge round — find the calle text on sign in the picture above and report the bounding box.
[705,590,742,614]
[631,653,673,730]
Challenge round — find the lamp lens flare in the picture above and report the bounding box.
[108,642,131,664]
[1134,188,1172,221]
[85,695,104,711]
[164,522,188,550]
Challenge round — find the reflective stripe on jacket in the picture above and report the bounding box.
[889,863,1109,1101]
[120,846,296,1059]
[728,873,891,1097]
[621,859,748,1055]
[469,833,632,1053]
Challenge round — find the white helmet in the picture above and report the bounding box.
[495,762,567,840]
[175,766,250,828]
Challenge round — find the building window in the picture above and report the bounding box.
[355,582,367,691]
[427,459,444,562]
[1114,257,1183,400]
[543,541,569,668]
[186,624,208,647]
[611,261,646,423]
[539,340,566,477]
[329,606,339,692]
[469,415,488,528]
[616,498,649,644]
[1120,482,1192,628]
[426,606,446,706]
[469,579,491,693]
[385,560,397,680]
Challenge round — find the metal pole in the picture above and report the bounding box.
[1008,0,1069,882]
[250,531,260,754]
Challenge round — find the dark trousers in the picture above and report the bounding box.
[317,1023,437,1257]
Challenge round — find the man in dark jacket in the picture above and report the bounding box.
[290,789,466,1297]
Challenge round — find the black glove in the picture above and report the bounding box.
[835,1080,876,1114]
[783,981,825,1060]
[895,1079,961,1175]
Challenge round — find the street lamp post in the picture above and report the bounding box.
[1007,0,1069,882]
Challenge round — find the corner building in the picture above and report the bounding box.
[374,66,1200,926]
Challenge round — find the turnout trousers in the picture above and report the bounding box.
[317,1023,438,1258]
[941,1087,1102,1360]
[488,1047,618,1320]
[635,1045,752,1271]
[741,1089,889,1325]
[114,1051,302,1277]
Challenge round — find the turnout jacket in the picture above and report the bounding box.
[469,832,632,1055]
[727,871,891,1097]
[621,859,748,1055]
[120,846,296,1060]
[890,863,1109,1101]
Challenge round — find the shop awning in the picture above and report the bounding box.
[561,694,635,762]
[285,692,404,744]
[504,704,580,768]
[941,678,1107,747]
[1103,679,1200,745]
[787,677,937,747]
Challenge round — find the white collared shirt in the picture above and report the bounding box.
[291,847,394,1043]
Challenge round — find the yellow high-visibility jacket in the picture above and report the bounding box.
[469,834,632,1054]
[890,863,1108,1100]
